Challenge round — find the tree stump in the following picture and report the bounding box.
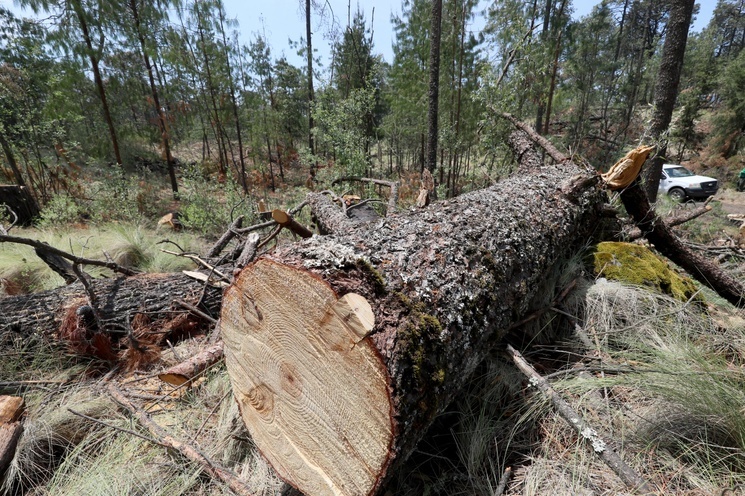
[0,185,39,226]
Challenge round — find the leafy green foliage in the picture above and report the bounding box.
[37,194,84,228]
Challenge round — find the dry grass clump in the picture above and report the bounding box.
[520,279,745,495]
[1,389,117,494]
[1,363,287,496]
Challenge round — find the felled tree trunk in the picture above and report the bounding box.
[0,272,222,343]
[220,161,606,496]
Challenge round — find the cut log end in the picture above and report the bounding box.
[221,259,394,496]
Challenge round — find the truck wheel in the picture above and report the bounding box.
[668,187,686,202]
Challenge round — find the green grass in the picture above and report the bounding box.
[0,223,209,294]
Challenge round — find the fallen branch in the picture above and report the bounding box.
[235,232,260,270]
[501,115,744,307]
[331,176,400,216]
[159,246,230,283]
[626,202,712,241]
[506,345,654,494]
[0,233,137,276]
[619,179,744,307]
[307,192,359,235]
[0,205,18,235]
[158,342,224,386]
[494,466,512,496]
[205,215,244,258]
[271,209,313,238]
[500,112,567,163]
[108,385,256,496]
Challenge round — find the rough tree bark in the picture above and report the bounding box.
[643,0,695,202]
[0,272,221,341]
[220,160,605,496]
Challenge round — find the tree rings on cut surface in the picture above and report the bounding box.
[221,259,393,496]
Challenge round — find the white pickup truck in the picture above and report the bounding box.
[658,164,718,201]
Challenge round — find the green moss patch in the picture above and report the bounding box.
[592,242,701,302]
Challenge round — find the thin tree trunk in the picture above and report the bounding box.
[426,0,443,177]
[0,133,26,188]
[129,0,179,198]
[217,6,248,194]
[542,0,567,135]
[195,5,228,175]
[306,0,315,154]
[72,1,122,166]
[643,0,695,202]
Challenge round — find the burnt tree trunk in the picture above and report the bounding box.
[220,160,605,496]
[0,185,40,226]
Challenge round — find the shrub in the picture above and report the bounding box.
[37,194,84,228]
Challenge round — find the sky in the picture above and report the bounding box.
[220,0,717,67]
[2,0,719,69]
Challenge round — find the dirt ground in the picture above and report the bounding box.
[716,188,745,216]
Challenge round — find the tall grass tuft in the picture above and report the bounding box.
[553,279,745,493]
[0,223,209,294]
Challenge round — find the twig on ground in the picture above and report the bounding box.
[108,385,256,496]
[174,299,218,324]
[494,466,512,496]
[256,225,282,251]
[158,247,230,283]
[0,205,18,234]
[506,344,654,494]
[193,389,231,440]
[67,407,167,448]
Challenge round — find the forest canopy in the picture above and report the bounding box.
[1,0,743,206]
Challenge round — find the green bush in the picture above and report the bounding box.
[87,170,169,223]
[37,194,84,228]
[180,175,256,239]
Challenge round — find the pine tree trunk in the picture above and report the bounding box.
[0,272,222,340]
[129,0,179,198]
[72,2,122,166]
[426,0,443,175]
[643,0,695,202]
[221,159,605,496]
[0,134,27,188]
[306,0,315,154]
